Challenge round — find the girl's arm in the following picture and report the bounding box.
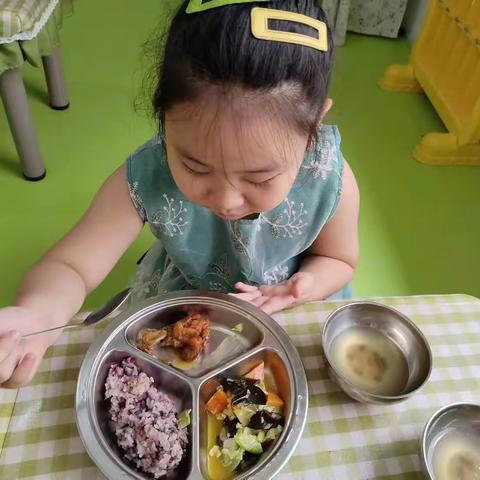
[15,164,144,327]
[294,160,360,301]
[235,161,359,313]
[0,164,144,387]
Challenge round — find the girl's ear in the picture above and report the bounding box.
[306,98,334,149]
[319,98,333,122]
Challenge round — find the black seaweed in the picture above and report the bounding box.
[223,417,239,438]
[237,451,260,472]
[248,410,284,430]
[221,378,267,405]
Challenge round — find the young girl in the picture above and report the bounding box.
[0,0,359,388]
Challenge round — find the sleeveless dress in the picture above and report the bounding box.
[126,125,352,304]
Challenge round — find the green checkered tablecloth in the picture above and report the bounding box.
[0,294,479,479]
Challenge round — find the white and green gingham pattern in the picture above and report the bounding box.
[0,0,58,44]
[0,294,479,479]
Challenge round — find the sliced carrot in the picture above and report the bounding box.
[206,389,229,415]
[269,357,289,400]
[244,362,265,382]
[267,391,284,408]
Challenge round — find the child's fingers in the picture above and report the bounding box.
[261,295,296,315]
[234,282,258,293]
[0,331,21,364]
[0,350,22,385]
[250,296,270,308]
[260,283,290,297]
[291,277,303,299]
[2,353,37,389]
[231,290,263,302]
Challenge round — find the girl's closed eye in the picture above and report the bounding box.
[183,162,210,175]
[247,174,280,187]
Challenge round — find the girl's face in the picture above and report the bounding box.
[165,92,309,221]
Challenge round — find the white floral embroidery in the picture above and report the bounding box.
[128,181,146,220]
[229,222,251,257]
[204,254,234,291]
[129,263,157,303]
[260,198,308,238]
[209,281,224,291]
[263,265,289,285]
[302,136,336,180]
[151,194,188,237]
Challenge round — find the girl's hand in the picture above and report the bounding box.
[233,272,315,315]
[0,306,56,388]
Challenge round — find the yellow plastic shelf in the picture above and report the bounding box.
[379,0,480,165]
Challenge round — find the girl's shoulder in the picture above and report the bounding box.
[295,124,345,225]
[312,124,343,167]
[125,135,169,221]
[127,135,167,170]
[302,123,344,183]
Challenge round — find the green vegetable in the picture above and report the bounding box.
[209,445,222,458]
[257,431,266,443]
[232,323,244,333]
[234,404,257,426]
[178,409,191,429]
[223,438,237,450]
[265,425,283,442]
[222,447,244,472]
[259,404,282,415]
[210,438,245,472]
[235,432,263,455]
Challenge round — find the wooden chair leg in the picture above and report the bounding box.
[42,47,69,110]
[0,68,46,180]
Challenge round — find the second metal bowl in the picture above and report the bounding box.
[421,402,480,479]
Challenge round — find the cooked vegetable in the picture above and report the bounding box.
[234,431,263,455]
[248,410,283,430]
[265,425,283,442]
[233,404,257,426]
[223,417,239,438]
[178,409,191,429]
[207,389,229,415]
[210,439,245,472]
[257,431,266,443]
[232,385,267,405]
[267,391,284,408]
[221,378,255,396]
[244,362,264,382]
[221,377,267,406]
[208,371,285,476]
[232,385,266,406]
[232,323,243,333]
[238,451,259,472]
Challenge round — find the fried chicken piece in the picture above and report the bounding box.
[137,314,210,362]
[137,328,167,354]
[161,313,210,361]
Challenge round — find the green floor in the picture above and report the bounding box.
[1,0,479,311]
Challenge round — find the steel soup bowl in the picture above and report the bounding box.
[322,301,432,404]
[420,402,480,479]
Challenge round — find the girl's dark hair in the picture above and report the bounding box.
[153,0,334,139]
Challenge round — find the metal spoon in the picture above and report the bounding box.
[22,288,131,338]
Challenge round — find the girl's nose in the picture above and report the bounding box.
[206,182,244,212]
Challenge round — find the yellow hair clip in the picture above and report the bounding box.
[186,0,269,14]
[251,7,328,52]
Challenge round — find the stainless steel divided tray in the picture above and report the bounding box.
[76,291,308,480]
